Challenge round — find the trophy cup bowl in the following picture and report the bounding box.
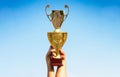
[47,32,67,66]
[45,4,69,66]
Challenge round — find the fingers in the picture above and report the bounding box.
[47,46,54,55]
[46,46,66,60]
[46,46,56,57]
[59,49,66,60]
[52,52,56,57]
[59,49,65,55]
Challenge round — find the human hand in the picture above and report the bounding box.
[46,46,67,77]
[46,46,66,67]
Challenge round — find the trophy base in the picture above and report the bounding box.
[51,58,63,66]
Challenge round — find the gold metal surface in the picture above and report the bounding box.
[45,5,69,58]
[45,4,69,29]
[47,32,67,57]
[50,10,64,29]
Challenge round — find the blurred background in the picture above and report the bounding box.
[0,0,120,77]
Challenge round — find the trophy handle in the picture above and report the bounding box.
[64,5,69,21]
[45,4,51,21]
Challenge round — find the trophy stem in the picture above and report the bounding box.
[56,51,59,56]
[56,48,61,58]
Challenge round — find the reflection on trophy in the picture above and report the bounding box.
[45,5,69,66]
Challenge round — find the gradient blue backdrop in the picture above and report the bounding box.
[0,0,120,77]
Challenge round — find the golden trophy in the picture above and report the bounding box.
[45,5,69,66]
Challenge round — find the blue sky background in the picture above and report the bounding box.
[0,0,120,77]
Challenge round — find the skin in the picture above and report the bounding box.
[46,46,67,77]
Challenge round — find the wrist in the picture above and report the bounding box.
[57,64,66,70]
[56,65,67,77]
[47,65,54,71]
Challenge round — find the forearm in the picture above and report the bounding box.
[47,65,55,77]
[56,66,67,77]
